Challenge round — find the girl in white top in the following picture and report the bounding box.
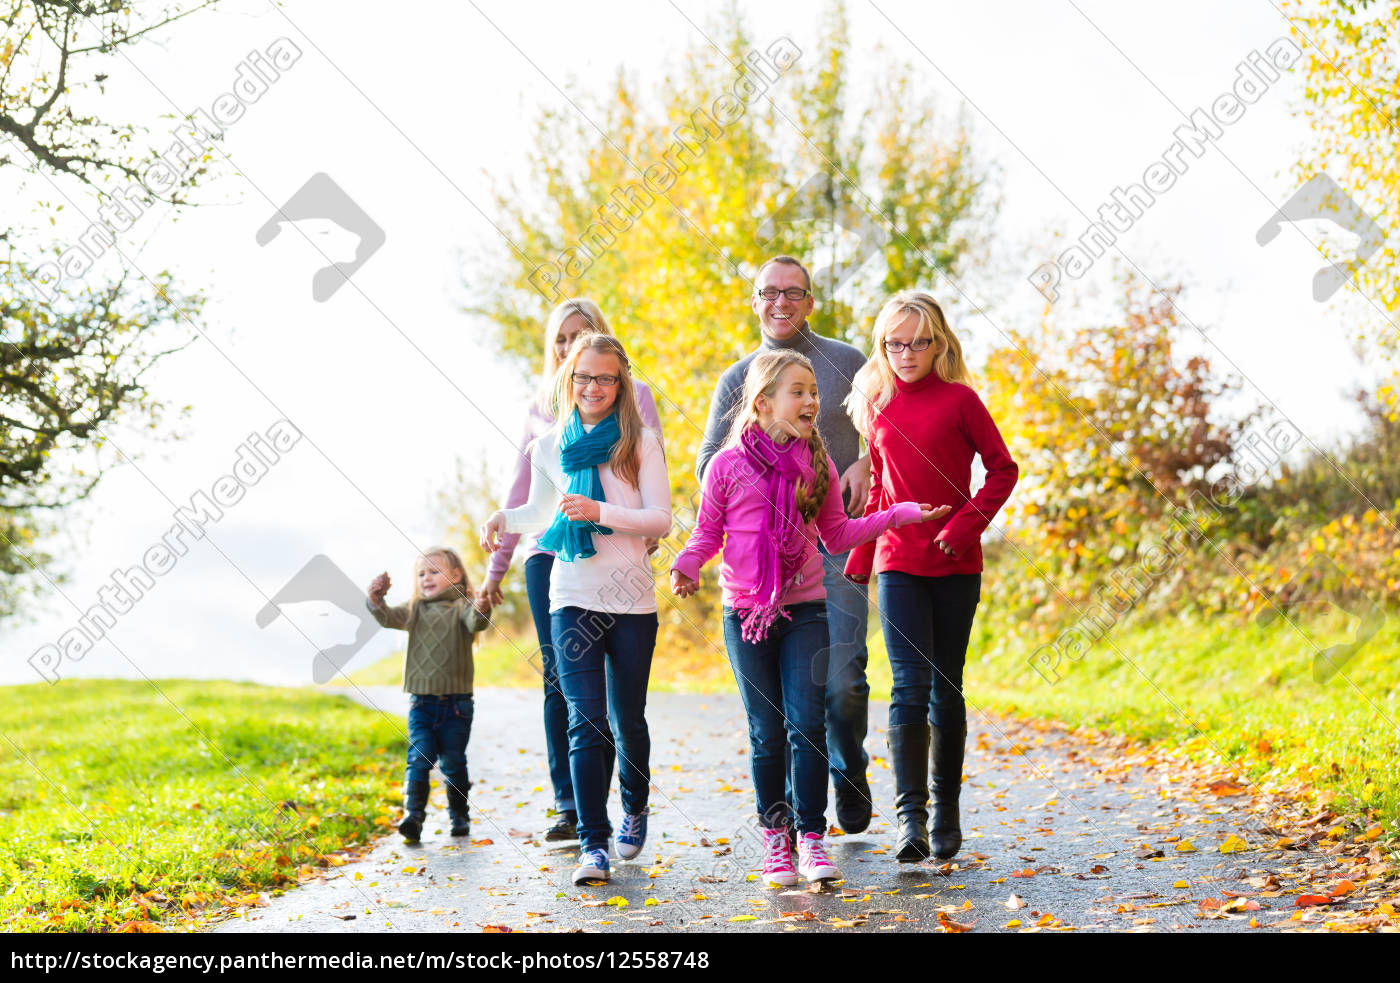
[480,299,662,844]
[480,334,670,885]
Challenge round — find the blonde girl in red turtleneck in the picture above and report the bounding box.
[844,291,1018,864]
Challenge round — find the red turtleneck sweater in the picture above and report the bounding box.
[845,371,1018,581]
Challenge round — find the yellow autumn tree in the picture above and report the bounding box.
[1285,0,1400,413]
[459,1,994,669]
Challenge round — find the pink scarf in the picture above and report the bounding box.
[734,425,816,642]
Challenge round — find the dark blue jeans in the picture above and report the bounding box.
[551,606,658,852]
[877,572,981,729]
[406,693,473,795]
[525,553,615,814]
[723,601,830,835]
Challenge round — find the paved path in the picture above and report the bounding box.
[211,687,1381,934]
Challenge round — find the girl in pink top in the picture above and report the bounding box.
[671,350,944,887]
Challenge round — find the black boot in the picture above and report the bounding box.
[834,771,873,835]
[887,723,931,862]
[545,810,578,842]
[445,779,471,837]
[399,779,430,843]
[930,722,967,859]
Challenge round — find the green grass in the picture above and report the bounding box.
[0,679,405,933]
[960,605,1400,831]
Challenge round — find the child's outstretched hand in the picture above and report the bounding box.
[917,503,953,522]
[670,569,699,597]
[479,512,507,553]
[472,594,492,617]
[367,572,390,607]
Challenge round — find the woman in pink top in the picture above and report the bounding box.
[670,350,944,887]
[480,299,662,843]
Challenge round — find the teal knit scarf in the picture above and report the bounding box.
[536,408,619,561]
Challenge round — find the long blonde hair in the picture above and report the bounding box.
[722,350,830,523]
[407,546,474,627]
[551,334,647,490]
[538,299,613,411]
[844,291,970,437]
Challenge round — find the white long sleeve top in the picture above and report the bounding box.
[501,424,672,614]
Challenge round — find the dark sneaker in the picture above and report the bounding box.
[544,811,578,842]
[834,775,873,835]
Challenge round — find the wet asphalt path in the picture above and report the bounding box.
[210,687,1332,934]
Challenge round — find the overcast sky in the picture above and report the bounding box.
[5,0,1387,687]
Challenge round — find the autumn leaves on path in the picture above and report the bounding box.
[213,689,1398,934]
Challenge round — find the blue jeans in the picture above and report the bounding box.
[405,693,473,794]
[525,553,615,814]
[723,601,830,835]
[551,607,658,852]
[877,572,981,729]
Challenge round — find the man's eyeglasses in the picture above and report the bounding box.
[571,372,620,388]
[882,338,935,353]
[755,287,812,302]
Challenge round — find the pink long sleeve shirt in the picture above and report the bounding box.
[673,445,924,611]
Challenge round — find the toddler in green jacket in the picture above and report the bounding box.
[367,546,491,842]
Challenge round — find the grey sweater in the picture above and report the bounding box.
[695,323,868,482]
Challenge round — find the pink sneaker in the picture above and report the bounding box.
[760,826,799,887]
[797,832,841,882]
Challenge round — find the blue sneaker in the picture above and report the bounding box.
[572,847,609,884]
[616,812,647,860]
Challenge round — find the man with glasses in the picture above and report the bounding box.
[695,255,877,837]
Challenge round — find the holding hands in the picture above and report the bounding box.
[479,576,505,606]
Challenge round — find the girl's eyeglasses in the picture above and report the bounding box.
[882,338,934,353]
[571,372,620,388]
